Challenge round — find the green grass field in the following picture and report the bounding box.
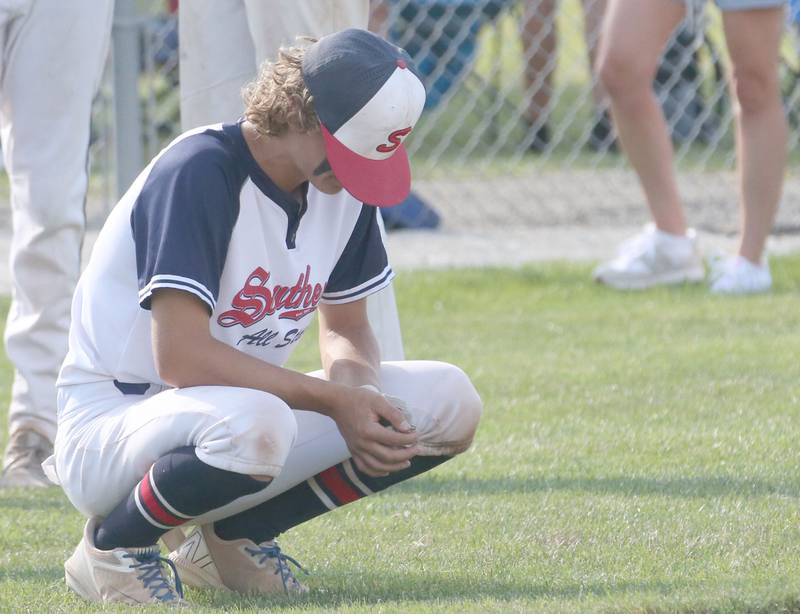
[3,259,800,612]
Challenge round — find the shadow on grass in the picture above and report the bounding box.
[394,474,800,499]
[191,575,680,610]
[626,594,800,614]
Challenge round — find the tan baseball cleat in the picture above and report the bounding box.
[169,524,308,595]
[65,517,185,605]
[0,429,54,488]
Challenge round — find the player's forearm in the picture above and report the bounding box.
[156,332,349,416]
[319,325,381,389]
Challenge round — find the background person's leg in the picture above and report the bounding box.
[721,5,787,265]
[0,0,114,486]
[582,0,609,109]
[179,0,371,129]
[592,0,706,290]
[178,0,257,129]
[597,0,686,235]
[243,0,370,61]
[581,0,616,150]
[521,0,558,151]
[708,3,787,294]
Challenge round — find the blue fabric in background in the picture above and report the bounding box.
[387,0,510,109]
[380,191,441,230]
[382,1,512,228]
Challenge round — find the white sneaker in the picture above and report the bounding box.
[64,518,185,605]
[169,524,308,595]
[593,224,705,290]
[0,429,54,488]
[709,255,771,295]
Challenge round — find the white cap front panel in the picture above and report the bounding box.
[332,66,426,161]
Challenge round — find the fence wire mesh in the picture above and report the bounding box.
[92,0,800,237]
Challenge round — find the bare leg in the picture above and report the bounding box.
[582,0,616,150]
[581,0,609,109]
[722,7,787,265]
[521,0,558,136]
[368,0,390,36]
[597,0,686,235]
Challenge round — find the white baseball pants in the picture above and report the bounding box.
[178,0,407,361]
[49,361,482,523]
[0,0,114,443]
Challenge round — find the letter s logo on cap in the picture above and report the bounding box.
[376,127,412,153]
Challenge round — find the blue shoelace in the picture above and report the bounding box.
[243,543,308,593]
[124,549,184,602]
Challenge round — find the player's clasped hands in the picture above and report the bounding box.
[332,386,419,477]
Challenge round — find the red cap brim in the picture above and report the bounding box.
[321,124,411,207]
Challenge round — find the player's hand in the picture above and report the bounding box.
[331,386,419,477]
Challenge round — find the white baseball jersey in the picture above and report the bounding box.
[58,122,394,391]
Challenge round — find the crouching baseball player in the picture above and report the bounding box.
[44,29,482,605]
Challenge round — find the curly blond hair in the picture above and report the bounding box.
[243,40,320,137]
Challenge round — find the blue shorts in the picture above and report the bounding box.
[698,0,786,9]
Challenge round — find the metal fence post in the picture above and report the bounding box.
[112,1,144,198]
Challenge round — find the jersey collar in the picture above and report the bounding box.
[223,121,308,249]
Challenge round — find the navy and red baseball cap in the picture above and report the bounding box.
[302,29,426,207]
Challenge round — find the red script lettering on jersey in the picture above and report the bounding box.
[376,127,412,153]
[217,265,323,327]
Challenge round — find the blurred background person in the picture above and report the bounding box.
[593,0,788,294]
[179,1,368,130]
[179,0,407,360]
[369,0,507,110]
[0,0,115,488]
[375,0,616,153]
[521,0,615,152]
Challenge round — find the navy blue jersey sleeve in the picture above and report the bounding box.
[131,135,244,312]
[322,204,394,304]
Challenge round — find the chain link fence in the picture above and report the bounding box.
[92,0,800,236]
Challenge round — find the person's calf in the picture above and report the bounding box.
[169,455,452,596]
[94,446,269,551]
[730,68,780,116]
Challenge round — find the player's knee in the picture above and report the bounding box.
[446,366,483,449]
[598,51,651,103]
[730,67,777,115]
[229,397,297,467]
[195,389,297,478]
[419,364,482,456]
